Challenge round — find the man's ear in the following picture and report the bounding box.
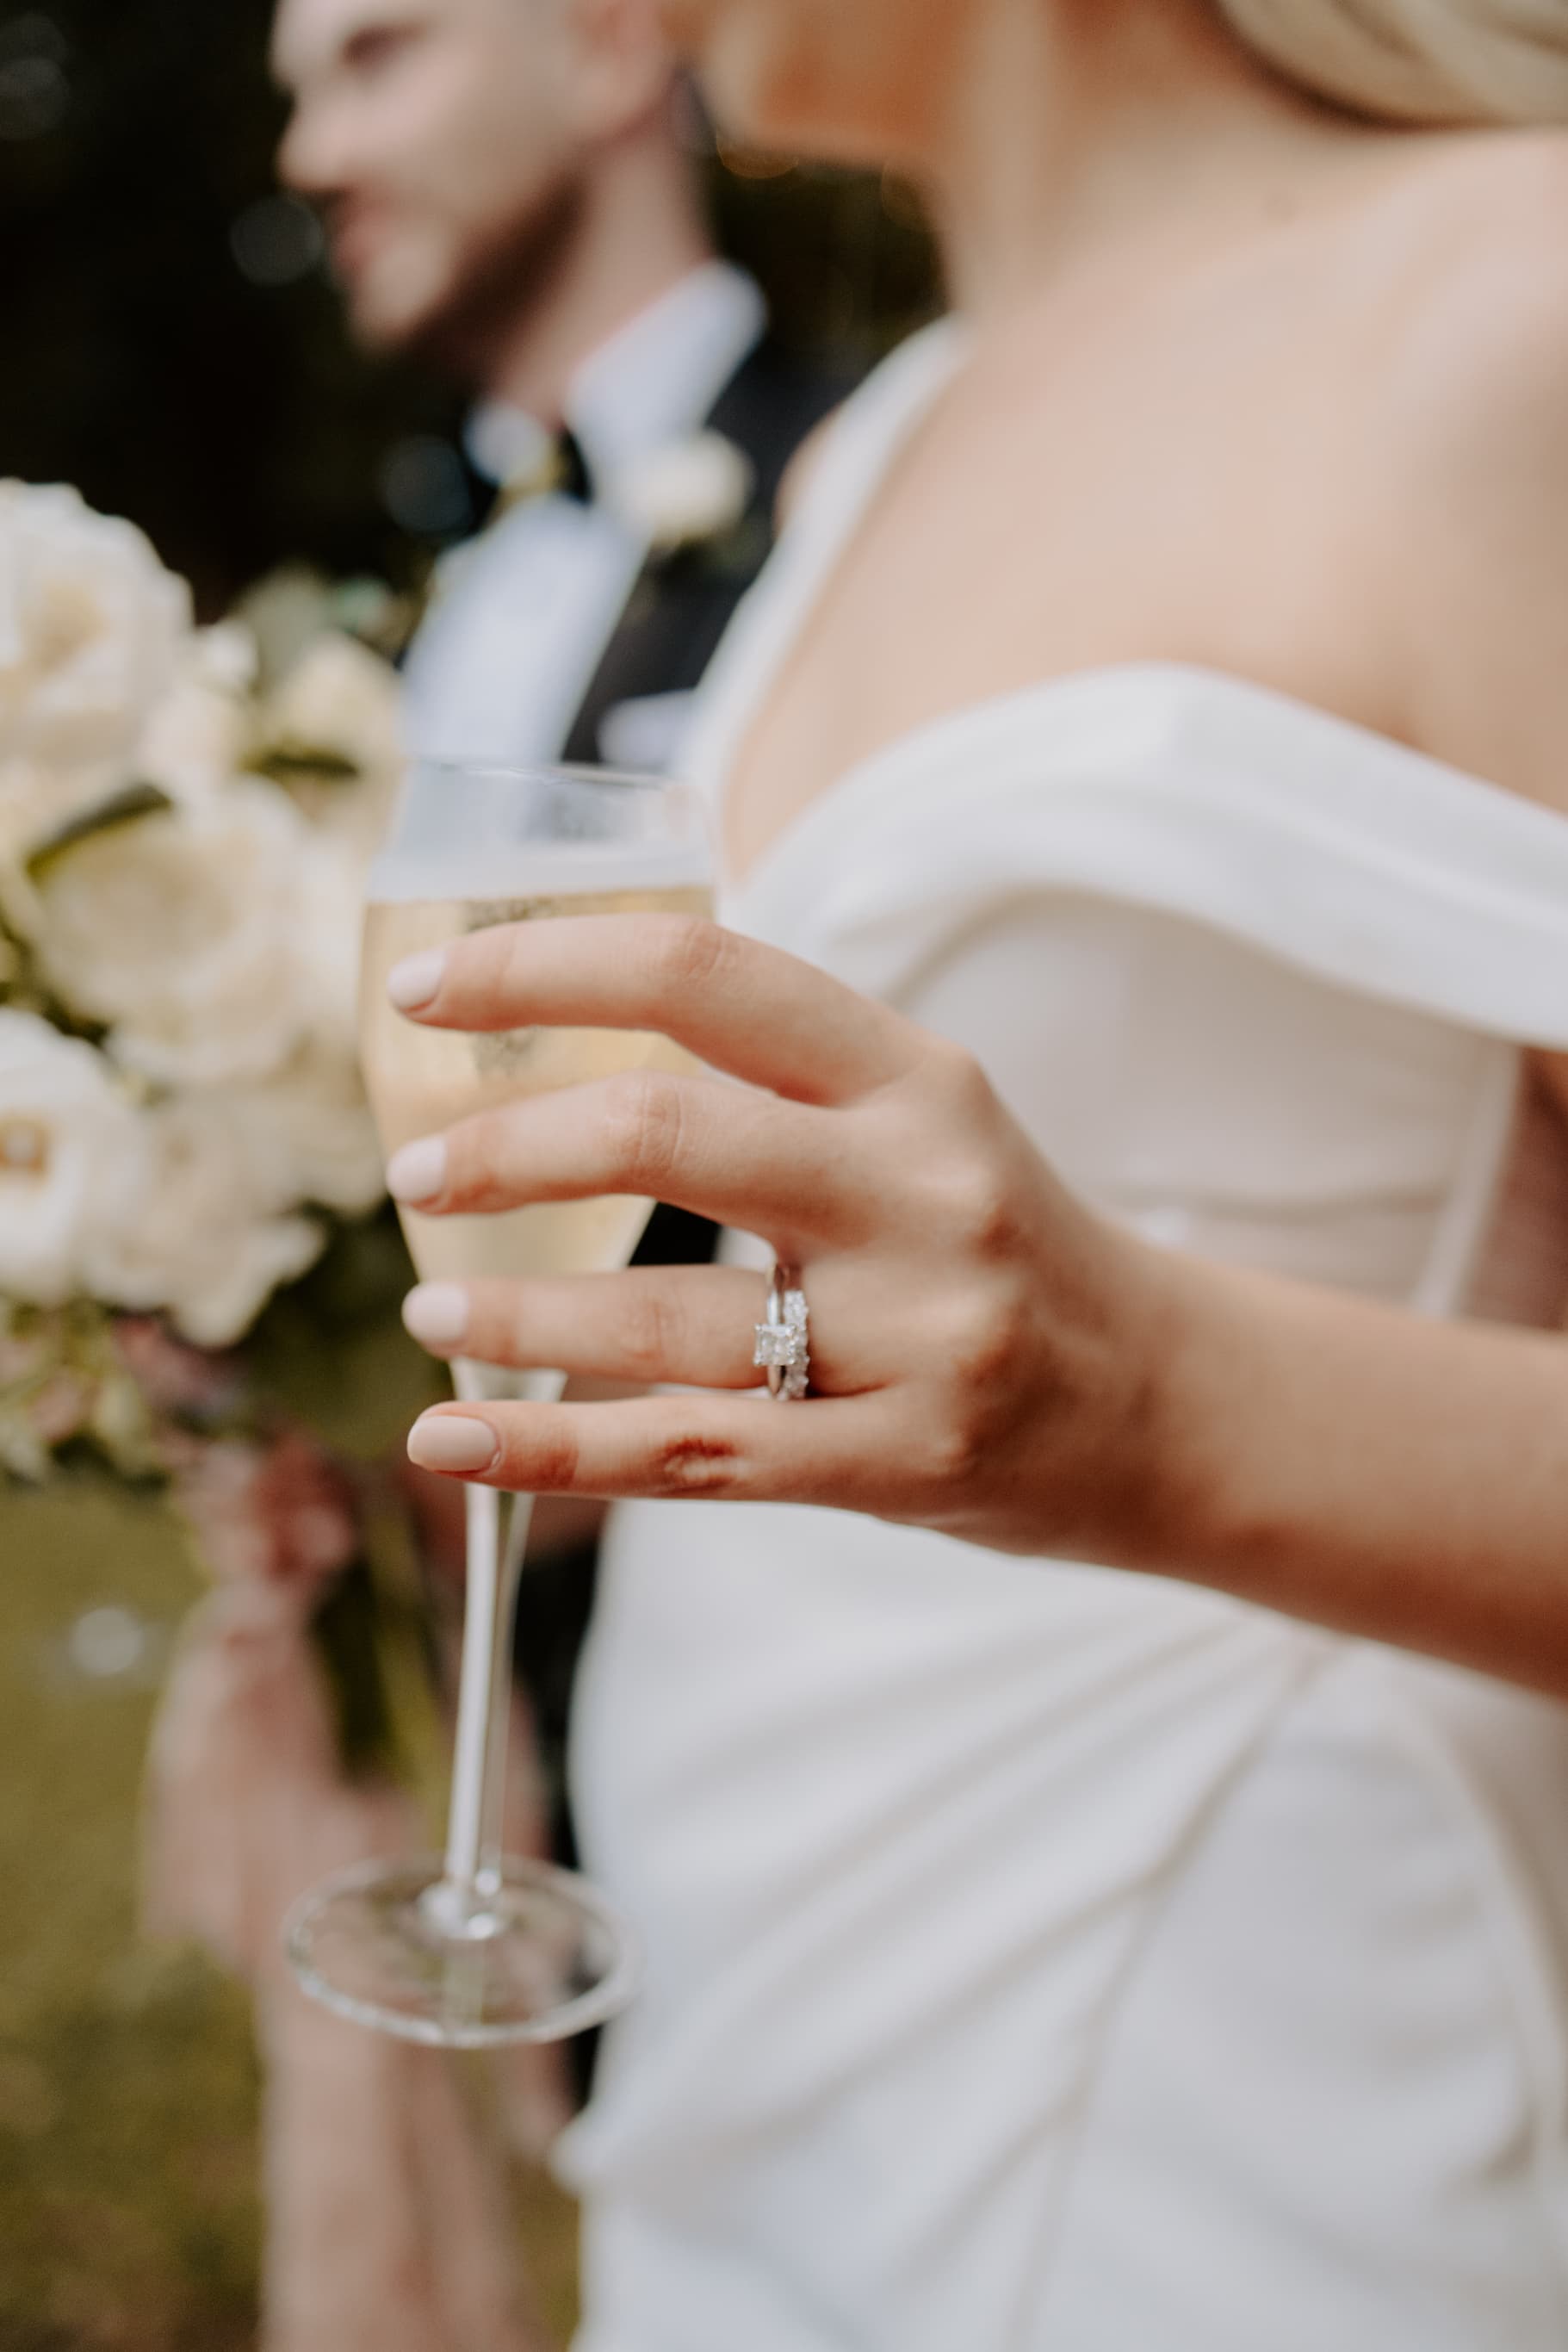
[566,0,676,140]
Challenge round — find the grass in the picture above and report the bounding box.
[0,1478,580,2349]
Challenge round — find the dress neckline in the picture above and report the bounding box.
[700,321,1558,913]
[734,659,1568,915]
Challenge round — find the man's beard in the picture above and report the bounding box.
[395,170,589,388]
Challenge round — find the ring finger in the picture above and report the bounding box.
[404,1266,778,1389]
[400,1258,907,1396]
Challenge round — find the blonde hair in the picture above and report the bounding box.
[1216,0,1568,123]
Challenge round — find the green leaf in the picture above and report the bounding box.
[245,1210,443,1461]
[86,1368,161,1481]
[24,782,175,886]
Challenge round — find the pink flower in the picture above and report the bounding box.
[175,1430,361,1591]
[110,1315,238,1418]
[26,1368,89,1445]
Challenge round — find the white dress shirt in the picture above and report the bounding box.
[402,261,765,769]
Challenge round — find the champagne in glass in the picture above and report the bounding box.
[359,878,710,1293]
[286,764,710,2046]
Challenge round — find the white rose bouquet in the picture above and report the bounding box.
[0,481,453,1775]
[0,482,408,1463]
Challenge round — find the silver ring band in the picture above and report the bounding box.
[753,1262,809,1400]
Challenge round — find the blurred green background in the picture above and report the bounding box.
[0,2,935,2342]
[0,1480,261,2352]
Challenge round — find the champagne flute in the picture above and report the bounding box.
[285,761,711,2045]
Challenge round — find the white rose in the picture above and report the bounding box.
[32,782,315,1088]
[282,829,366,1062]
[0,481,191,768]
[264,630,400,779]
[0,754,87,870]
[257,632,404,854]
[0,748,139,879]
[219,1043,385,1219]
[0,1008,149,1305]
[88,1092,324,1348]
[233,562,336,685]
[138,624,258,801]
[192,621,257,698]
[605,432,755,553]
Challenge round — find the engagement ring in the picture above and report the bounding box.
[753,1263,810,1400]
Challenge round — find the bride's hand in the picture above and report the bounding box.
[388,914,1175,1558]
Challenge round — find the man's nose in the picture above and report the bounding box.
[277,99,350,200]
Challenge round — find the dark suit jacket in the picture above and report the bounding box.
[560,336,852,768]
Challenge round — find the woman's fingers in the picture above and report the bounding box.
[387,1068,880,1246]
[403,1267,778,1388]
[406,1387,913,1513]
[403,1259,931,1393]
[387,914,923,1106]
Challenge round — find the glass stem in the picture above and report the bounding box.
[442,1362,564,1908]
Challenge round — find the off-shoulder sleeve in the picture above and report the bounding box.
[730,666,1568,1051]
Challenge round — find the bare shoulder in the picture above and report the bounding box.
[1360,133,1568,811]
[1327,137,1568,1110]
[1369,132,1568,439]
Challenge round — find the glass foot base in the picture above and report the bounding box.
[284,1854,639,2047]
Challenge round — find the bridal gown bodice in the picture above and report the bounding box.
[559,326,1568,2352]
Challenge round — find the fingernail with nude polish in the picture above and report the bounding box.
[402,1282,470,1349]
[407,1414,499,1474]
[387,1136,448,1203]
[387,951,446,1011]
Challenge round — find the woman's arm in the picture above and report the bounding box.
[1139,1245,1568,1695]
[387,912,1568,1700]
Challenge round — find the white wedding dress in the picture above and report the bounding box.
[558,324,1568,2351]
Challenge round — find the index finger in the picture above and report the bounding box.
[386,914,922,1106]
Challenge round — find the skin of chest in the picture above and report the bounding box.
[725,259,1410,880]
[723,123,1568,881]
[718,147,1568,1201]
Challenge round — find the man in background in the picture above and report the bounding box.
[272,0,846,773]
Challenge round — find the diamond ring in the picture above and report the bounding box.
[753,1263,809,1401]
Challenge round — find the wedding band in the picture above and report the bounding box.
[753,1263,810,1400]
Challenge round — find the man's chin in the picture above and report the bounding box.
[345,307,424,357]
[330,249,452,356]
[332,187,587,385]
[338,284,437,356]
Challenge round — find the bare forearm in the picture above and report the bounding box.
[1134,1248,1568,1694]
